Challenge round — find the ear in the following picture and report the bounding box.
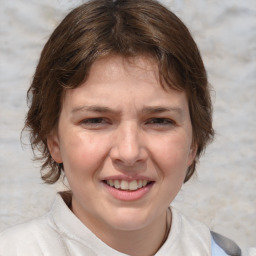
[47,131,63,163]
[187,143,198,167]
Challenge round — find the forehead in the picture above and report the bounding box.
[61,55,188,112]
[85,55,160,86]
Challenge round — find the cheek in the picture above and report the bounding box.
[60,133,109,174]
[151,135,191,174]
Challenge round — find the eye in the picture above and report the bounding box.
[80,118,111,129]
[83,118,105,124]
[145,118,176,128]
[147,118,173,124]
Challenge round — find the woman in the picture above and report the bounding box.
[0,0,241,255]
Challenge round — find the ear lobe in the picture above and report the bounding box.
[187,144,198,166]
[47,132,63,163]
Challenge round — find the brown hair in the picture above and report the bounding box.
[24,0,214,184]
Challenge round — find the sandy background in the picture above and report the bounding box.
[0,0,255,255]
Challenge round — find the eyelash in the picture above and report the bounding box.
[81,118,109,126]
[80,117,176,129]
[145,118,176,126]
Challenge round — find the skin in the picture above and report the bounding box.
[48,55,197,255]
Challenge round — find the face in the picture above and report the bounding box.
[48,55,196,236]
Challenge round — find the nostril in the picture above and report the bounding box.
[110,146,148,166]
[113,158,143,168]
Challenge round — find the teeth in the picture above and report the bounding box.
[114,180,120,189]
[129,180,138,191]
[120,180,129,190]
[106,180,150,191]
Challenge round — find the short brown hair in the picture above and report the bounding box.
[24,0,214,184]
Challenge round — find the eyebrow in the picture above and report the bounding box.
[141,106,184,116]
[71,105,120,114]
[72,105,184,115]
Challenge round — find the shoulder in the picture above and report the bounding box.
[169,208,241,256]
[163,207,212,254]
[0,215,61,256]
[0,215,45,238]
[172,207,211,238]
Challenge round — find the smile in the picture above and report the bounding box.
[102,178,155,201]
[105,180,151,191]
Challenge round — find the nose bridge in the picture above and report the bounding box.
[112,121,145,165]
[121,121,139,152]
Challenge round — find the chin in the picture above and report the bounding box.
[106,208,154,231]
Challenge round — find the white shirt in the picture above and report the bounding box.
[0,193,225,255]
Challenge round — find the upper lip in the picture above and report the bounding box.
[102,175,154,182]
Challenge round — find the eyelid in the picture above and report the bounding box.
[145,117,176,125]
[80,117,112,127]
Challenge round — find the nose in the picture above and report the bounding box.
[109,122,147,167]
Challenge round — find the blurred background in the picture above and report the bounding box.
[0,0,255,254]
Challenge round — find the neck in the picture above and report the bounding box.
[74,206,172,256]
[113,209,172,256]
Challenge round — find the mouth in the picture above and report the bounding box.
[103,179,154,191]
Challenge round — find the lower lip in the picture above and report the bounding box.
[103,182,154,201]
